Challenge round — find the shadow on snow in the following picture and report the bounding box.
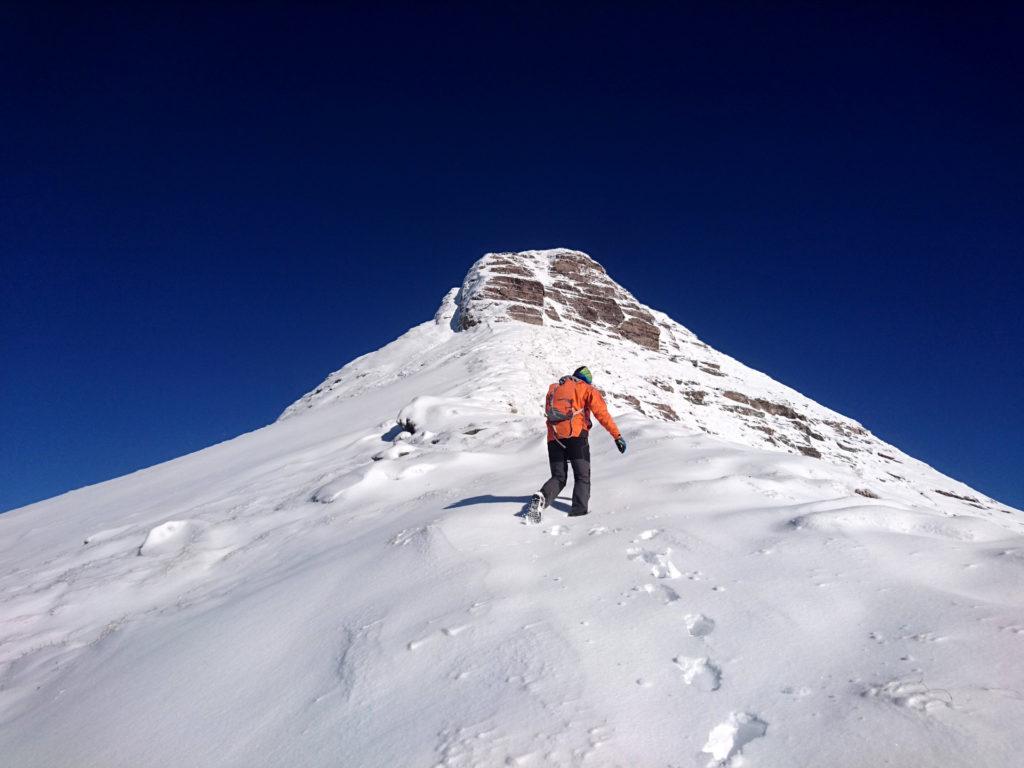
[444,494,572,515]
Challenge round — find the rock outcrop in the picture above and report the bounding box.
[456,249,662,351]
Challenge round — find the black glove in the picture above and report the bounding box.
[615,437,627,454]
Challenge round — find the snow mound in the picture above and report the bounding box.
[138,520,203,556]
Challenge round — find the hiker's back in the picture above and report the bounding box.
[545,376,590,441]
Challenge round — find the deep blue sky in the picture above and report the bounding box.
[2,4,1021,512]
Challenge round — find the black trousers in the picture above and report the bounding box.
[540,432,591,516]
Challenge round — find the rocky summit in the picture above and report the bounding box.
[455,249,662,351]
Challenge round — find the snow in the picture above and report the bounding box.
[702,712,768,765]
[1,250,1022,766]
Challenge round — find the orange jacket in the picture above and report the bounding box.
[546,378,621,442]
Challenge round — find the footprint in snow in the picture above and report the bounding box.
[389,526,430,547]
[674,656,722,691]
[685,613,716,638]
[626,547,681,579]
[407,636,432,651]
[702,712,767,766]
[372,444,416,461]
[862,679,952,711]
[780,685,813,698]
[636,583,681,604]
[398,462,436,479]
[408,624,470,650]
[547,525,569,536]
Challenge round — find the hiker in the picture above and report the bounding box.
[528,366,626,523]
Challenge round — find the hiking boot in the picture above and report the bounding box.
[527,492,544,524]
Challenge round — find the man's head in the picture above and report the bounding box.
[573,366,593,384]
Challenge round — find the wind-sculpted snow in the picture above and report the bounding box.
[1,249,1023,766]
[791,504,1012,542]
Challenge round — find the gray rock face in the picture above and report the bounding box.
[456,249,662,351]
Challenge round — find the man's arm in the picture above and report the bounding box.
[587,386,621,440]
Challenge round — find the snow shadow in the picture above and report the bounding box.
[445,494,572,514]
[380,425,405,442]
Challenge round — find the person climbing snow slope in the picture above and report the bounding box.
[527,366,626,523]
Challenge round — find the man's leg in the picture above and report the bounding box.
[539,440,568,507]
[567,434,591,516]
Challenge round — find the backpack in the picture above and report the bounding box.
[545,376,586,440]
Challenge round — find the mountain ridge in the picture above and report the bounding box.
[284,248,1012,520]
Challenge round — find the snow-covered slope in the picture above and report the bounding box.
[1,249,1021,767]
[285,249,1010,516]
